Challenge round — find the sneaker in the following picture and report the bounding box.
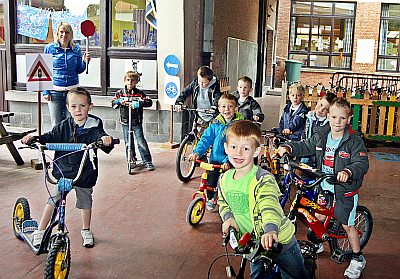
[206,199,216,211]
[316,242,324,254]
[146,163,155,171]
[344,255,366,279]
[81,229,94,248]
[32,229,45,247]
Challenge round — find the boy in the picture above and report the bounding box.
[22,87,114,248]
[277,84,309,141]
[231,76,265,123]
[174,66,221,127]
[188,93,243,210]
[277,99,369,279]
[112,71,154,171]
[219,120,309,279]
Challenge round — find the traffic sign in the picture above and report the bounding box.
[26,53,53,91]
[163,54,180,76]
[163,74,180,105]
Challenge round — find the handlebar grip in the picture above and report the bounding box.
[270,242,283,254]
[112,138,120,145]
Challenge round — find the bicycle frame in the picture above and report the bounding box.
[191,160,222,207]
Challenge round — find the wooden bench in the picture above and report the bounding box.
[0,111,37,165]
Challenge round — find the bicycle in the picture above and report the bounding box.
[208,227,317,279]
[176,106,216,182]
[283,159,373,263]
[12,137,119,279]
[185,159,223,226]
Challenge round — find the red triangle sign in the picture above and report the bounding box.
[28,61,52,82]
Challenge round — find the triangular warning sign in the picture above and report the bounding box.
[28,60,52,82]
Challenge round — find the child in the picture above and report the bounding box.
[277,99,369,279]
[277,83,309,141]
[219,120,309,279]
[231,76,265,123]
[112,71,154,171]
[22,87,114,248]
[301,92,337,166]
[188,93,243,210]
[174,66,221,126]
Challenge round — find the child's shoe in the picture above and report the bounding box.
[206,199,216,211]
[145,163,155,171]
[32,229,45,246]
[81,229,94,248]
[344,255,366,279]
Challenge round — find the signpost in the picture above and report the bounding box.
[163,54,181,149]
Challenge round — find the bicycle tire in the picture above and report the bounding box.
[44,238,71,279]
[329,205,373,254]
[186,197,205,226]
[12,197,31,239]
[176,136,197,182]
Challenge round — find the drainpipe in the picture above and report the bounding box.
[255,0,266,97]
[271,0,280,89]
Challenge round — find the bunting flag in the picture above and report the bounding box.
[145,0,157,29]
[51,11,88,41]
[17,4,51,40]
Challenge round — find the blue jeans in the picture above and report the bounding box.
[47,90,70,127]
[250,241,309,279]
[122,123,152,164]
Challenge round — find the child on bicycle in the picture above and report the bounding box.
[188,93,243,210]
[277,83,309,141]
[22,87,114,248]
[231,76,264,124]
[218,120,309,279]
[174,66,221,130]
[111,71,154,171]
[277,98,369,279]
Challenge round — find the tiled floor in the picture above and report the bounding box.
[0,142,399,278]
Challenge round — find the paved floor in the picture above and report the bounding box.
[0,139,399,279]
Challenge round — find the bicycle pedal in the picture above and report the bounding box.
[330,249,346,264]
[22,220,38,233]
[226,265,234,277]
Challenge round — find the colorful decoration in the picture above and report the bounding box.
[51,11,88,41]
[17,4,51,40]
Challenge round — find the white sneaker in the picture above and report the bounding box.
[344,255,366,279]
[32,229,45,247]
[316,243,324,254]
[81,229,94,247]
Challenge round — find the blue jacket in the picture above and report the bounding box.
[193,113,243,164]
[43,42,86,95]
[278,102,309,141]
[39,115,113,188]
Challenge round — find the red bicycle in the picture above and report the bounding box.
[284,159,373,263]
[185,159,223,226]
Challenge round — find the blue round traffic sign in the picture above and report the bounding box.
[165,82,179,98]
[164,54,180,76]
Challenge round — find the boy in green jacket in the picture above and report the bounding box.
[218,120,308,279]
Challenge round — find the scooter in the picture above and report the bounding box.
[127,100,144,174]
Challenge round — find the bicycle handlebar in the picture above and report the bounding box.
[181,105,217,115]
[195,159,223,171]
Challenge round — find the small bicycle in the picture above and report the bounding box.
[208,227,318,279]
[185,159,223,226]
[283,159,373,263]
[12,137,119,279]
[176,106,216,182]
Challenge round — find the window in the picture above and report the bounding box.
[289,1,355,69]
[377,4,400,72]
[0,1,4,45]
[16,0,100,46]
[111,0,157,48]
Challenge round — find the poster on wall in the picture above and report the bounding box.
[17,4,51,40]
[355,39,375,64]
[51,11,87,40]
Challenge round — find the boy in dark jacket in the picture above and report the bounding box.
[277,84,309,141]
[278,99,369,279]
[231,76,264,124]
[112,71,154,171]
[22,87,114,248]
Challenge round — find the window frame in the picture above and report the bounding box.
[288,1,356,70]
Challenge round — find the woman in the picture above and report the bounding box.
[43,22,90,126]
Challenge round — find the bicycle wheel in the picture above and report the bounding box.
[44,238,71,279]
[329,205,373,254]
[12,197,31,239]
[186,197,205,226]
[176,136,197,182]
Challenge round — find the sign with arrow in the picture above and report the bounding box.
[26,53,53,91]
[163,54,180,76]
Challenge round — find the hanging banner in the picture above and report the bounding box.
[17,4,51,41]
[51,11,87,40]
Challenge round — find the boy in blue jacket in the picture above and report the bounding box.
[188,93,243,210]
[22,87,113,248]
